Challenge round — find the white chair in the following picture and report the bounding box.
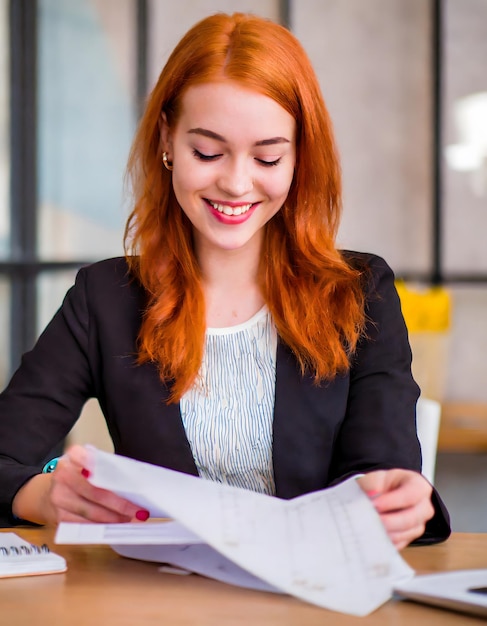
[416,397,442,484]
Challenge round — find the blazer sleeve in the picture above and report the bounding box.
[330,253,450,543]
[0,265,94,521]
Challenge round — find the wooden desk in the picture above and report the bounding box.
[1,529,486,625]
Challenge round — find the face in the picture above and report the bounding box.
[162,81,296,258]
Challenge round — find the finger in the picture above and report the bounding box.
[356,471,388,496]
[53,450,89,484]
[357,468,418,501]
[372,488,432,516]
[370,476,432,514]
[64,444,92,471]
[387,524,427,550]
[56,501,134,524]
[51,478,145,524]
[378,499,433,550]
[58,505,131,524]
[53,477,142,521]
[82,485,142,519]
[379,498,434,535]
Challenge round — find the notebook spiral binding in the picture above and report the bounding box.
[0,543,50,556]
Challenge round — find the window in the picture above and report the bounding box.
[3,0,138,386]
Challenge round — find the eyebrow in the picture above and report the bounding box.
[187,127,290,146]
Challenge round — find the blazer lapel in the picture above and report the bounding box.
[272,340,349,499]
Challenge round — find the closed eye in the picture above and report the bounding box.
[193,149,222,162]
[256,157,281,167]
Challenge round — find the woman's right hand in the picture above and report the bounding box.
[12,444,149,526]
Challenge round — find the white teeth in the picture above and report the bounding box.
[209,201,253,216]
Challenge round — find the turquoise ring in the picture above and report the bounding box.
[42,457,61,473]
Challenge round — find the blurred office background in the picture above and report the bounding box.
[1,0,486,529]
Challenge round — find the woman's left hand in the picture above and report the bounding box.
[357,469,434,550]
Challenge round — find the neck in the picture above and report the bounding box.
[195,238,265,328]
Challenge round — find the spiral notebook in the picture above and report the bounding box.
[0,532,67,578]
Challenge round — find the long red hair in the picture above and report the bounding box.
[125,12,365,403]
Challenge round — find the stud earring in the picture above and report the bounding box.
[162,152,173,171]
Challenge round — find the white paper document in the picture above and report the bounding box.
[55,447,414,616]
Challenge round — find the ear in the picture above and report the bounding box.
[158,111,173,159]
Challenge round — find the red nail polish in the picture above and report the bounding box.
[366,490,380,497]
[81,468,91,478]
[135,509,150,521]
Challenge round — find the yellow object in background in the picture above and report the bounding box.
[395,281,452,401]
[395,281,451,333]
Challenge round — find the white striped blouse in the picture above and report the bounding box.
[180,306,277,496]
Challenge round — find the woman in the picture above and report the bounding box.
[0,13,449,548]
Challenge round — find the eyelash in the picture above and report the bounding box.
[257,158,281,167]
[192,149,281,167]
[193,149,220,162]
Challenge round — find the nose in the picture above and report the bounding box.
[217,157,253,197]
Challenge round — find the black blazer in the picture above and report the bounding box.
[0,253,450,541]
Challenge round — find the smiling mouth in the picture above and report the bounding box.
[207,200,254,216]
